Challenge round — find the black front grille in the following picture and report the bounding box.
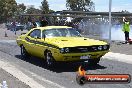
[66,45,109,53]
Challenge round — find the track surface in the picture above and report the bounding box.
[0,40,132,88]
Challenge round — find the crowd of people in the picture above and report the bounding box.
[6,17,49,34]
[6,16,131,43]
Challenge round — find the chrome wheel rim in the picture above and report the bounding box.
[46,52,52,65]
[21,46,26,56]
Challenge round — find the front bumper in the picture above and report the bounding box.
[53,50,109,62]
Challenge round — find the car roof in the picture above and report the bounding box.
[33,26,72,30]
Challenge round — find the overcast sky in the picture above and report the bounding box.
[16,0,132,12]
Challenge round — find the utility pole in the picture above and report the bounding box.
[109,0,112,44]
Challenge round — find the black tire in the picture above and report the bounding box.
[20,45,29,58]
[45,51,55,67]
[88,58,100,65]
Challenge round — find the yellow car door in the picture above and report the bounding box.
[30,29,44,58]
[35,39,45,58]
[24,36,35,55]
[24,29,41,56]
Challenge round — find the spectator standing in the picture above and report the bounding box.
[27,21,32,30]
[12,21,16,35]
[40,17,48,27]
[122,17,130,43]
[32,21,37,28]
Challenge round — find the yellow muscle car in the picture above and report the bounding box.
[16,26,110,67]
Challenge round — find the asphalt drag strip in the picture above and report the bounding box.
[0,40,132,88]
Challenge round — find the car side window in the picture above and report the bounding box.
[29,29,41,39]
[42,29,61,38]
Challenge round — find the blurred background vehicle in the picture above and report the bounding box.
[6,22,25,31]
[15,23,25,31]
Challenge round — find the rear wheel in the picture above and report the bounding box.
[20,45,29,58]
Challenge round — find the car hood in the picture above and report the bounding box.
[45,37,108,48]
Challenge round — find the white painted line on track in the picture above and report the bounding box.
[0,83,2,87]
[30,72,65,88]
[0,59,65,88]
[103,52,132,64]
[26,70,65,88]
[0,40,16,43]
[0,60,45,88]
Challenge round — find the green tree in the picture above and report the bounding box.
[26,5,42,14]
[66,0,95,11]
[14,3,26,23]
[0,0,17,22]
[25,6,42,23]
[16,3,26,15]
[40,0,49,14]
[0,0,5,19]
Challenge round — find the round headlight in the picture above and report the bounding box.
[103,45,108,50]
[65,48,69,52]
[98,46,102,50]
[60,48,64,53]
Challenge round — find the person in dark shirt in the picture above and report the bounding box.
[32,22,37,28]
[40,17,48,27]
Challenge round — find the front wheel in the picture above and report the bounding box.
[45,51,55,67]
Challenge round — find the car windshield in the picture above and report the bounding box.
[43,28,81,38]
